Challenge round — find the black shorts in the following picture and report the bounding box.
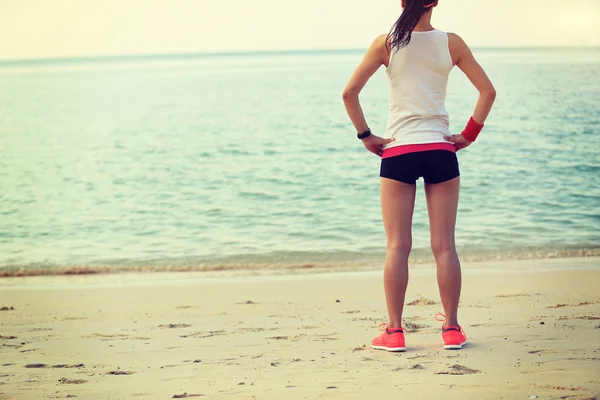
[380,150,460,184]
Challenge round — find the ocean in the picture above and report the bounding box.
[0,48,599,276]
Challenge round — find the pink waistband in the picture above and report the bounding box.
[381,142,456,159]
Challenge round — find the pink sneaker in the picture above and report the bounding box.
[371,323,406,352]
[436,313,468,350]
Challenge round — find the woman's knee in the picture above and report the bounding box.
[430,240,456,258]
[387,240,412,257]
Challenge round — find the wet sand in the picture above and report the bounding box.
[1,258,599,399]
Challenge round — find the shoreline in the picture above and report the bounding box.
[1,248,599,279]
[1,257,599,291]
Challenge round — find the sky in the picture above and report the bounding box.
[1,0,599,60]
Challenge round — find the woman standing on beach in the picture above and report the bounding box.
[342,0,496,351]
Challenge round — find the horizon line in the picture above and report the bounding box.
[1,45,599,65]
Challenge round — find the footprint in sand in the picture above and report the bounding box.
[313,333,339,342]
[299,325,320,330]
[548,301,600,309]
[435,364,481,375]
[538,385,583,391]
[407,352,437,360]
[52,364,85,369]
[87,333,151,340]
[558,315,600,321]
[240,327,276,333]
[58,377,87,384]
[275,333,339,342]
[404,322,430,331]
[407,298,436,306]
[106,370,135,375]
[24,364,47,368]
[180,330,225,339]
[394,364,427,371]
[527,349,579,355]
[351,317,381,322]
[88,333,128,340]
[267,336,289,340]
[158,324,191,329]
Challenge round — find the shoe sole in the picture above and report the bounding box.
[371,345,406,352]
[444,341,468,350]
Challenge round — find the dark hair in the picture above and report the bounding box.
[388,0,436,49]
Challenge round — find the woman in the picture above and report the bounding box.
[342,0,496,351]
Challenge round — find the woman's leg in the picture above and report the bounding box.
[380,177,416,329]
[424,176,461,327]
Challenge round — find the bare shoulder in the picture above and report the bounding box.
[447,32,465,44]
[373,33,389,46]
[446,32,470,65]
[370,34,390,53]
[366,34,392,67]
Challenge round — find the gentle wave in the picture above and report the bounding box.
[1,247,598,278]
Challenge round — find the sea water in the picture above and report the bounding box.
[0,48,598,274]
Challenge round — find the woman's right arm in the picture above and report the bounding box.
[447,33,496,149]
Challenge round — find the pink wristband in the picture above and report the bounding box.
[461,117,484,142]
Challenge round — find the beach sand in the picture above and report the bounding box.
[1,258,599,399]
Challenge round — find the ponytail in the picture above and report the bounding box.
[388,0,436,50]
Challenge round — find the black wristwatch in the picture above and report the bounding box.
[357,129,372,140]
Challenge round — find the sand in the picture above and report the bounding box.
[1,258,599,400]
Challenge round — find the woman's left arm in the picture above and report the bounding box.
[342,34,394,157]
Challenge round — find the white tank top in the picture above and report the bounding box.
[383,29,454,150]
